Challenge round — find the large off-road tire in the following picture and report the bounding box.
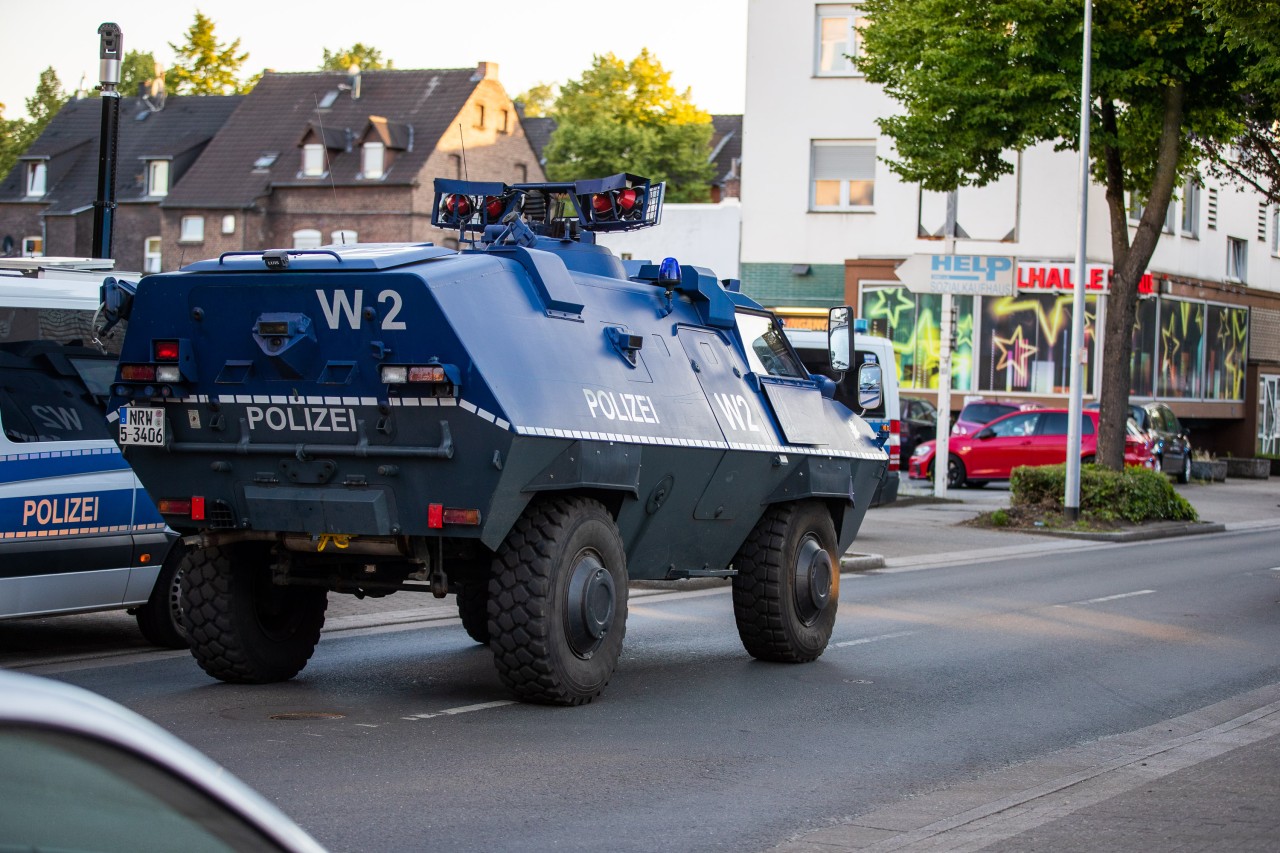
[134,542,189,649]
[488,497,628,706]
[456,579,490,644]
[183,545,328,684]
[732,501,839,663]
[947,457,967,489]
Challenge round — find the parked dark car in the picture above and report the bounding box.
[1085,400,1193,483]
[900,396,937,462]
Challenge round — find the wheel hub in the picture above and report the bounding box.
[793,535,833,625]
[566,550,616,658]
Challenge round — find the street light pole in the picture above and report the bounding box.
[1065,0,1093,521]
[91,22,123,261]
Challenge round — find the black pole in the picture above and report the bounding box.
[92,22,123,260]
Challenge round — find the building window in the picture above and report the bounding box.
[221,215,236,235]
[143,236,161,273]
[516,163,528,183]
[811,141,875,210]
[146,160,169,197]
[21,236,42,257]
[449,154,463,179]
[1271,207,1279,257]
[179,216,204,242]
[293,228,322,249]
[500,109,509,133]
[815,5,867,76]
[301,143,326,177]
[25,162,46,197]
[331,229,357,245]
[361,142,385,179]
[1226,237,1247,283]
[476,104,486,128]
[1181,181,1200,238]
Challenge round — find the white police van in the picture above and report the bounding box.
[0,258,185,646]
[786,323,901,505]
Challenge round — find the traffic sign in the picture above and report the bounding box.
[895,254,1016,296]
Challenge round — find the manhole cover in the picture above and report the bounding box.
[268,712,346,721]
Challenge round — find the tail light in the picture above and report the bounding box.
[381,364,451,384]
[888,419,901,471]
[120,364,156,381]
[153,340,180,361]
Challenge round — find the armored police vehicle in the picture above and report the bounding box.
[105,175,887,704]
[0,259,185,647]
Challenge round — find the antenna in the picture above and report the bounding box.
[314,95,341,217]
[458,124,469,180]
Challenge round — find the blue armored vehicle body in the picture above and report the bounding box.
[105,175,887,705]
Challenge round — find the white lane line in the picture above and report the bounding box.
[1269,567,1280,572]
[834,630,917,648]
[401,700,516,721]
[1064,589,1156,606]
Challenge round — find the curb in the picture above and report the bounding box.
[1017,520,1227,542]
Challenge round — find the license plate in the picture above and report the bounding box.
[118,407,166,446]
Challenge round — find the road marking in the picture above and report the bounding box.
[401,700,516,721]
[1059,589,1156,607]
[834,630,917,648]
[1269,567,1280,572]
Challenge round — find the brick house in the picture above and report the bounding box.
[0,93,242,271]
[159,63,543,266]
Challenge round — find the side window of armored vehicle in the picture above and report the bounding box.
[735,312,807,379]
[0,352,114,444]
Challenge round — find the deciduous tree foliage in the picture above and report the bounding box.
[165,11,252,96]
[0,68,67,185]
[320,44,393,72]
[513,82,556,118]
[544,49,714,202]
[856,0,1276,469]
[120,50,161,98]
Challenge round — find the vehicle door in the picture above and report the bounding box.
[0,346,137,618]
[1155,405,1187,465]
[964,411,1042,479]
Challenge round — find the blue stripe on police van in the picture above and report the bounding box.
[0,447,129,486]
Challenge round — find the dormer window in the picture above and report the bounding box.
[252,152,279,171]
[146,160,169,196]
[302,143,326,177]
[25,162,46,197]
[361,142,385,179]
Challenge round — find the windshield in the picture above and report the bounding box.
[736,312,807,378]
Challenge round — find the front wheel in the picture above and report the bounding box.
[1176,452,1191,484]
[134,542,189,649]
[489,497,628,705]
[732,501,839,663]
[183,545,328,684]
[947,457,967,489]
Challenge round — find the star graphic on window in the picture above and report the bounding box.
[991,326,1038,385]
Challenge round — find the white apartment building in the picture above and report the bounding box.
[741,0,1280,457]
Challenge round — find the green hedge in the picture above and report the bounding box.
[1010,464,1198,524]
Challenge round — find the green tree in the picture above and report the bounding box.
[120,50,161,98]
[856,0,1272,469]
[513,82,556,117]
[544,49,715,202]
[164,11,251,95]
[0,68,67,181]
[320,43,392,71]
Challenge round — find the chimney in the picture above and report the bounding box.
[348,63,362,100]
[472,61,498,82]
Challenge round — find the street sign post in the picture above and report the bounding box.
[895,254,1016,498]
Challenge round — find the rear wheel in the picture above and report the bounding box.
[183,545,327,684]
[1082,454,1096,465]
[134,542,189,649]
[456,579,490,644]
[732,501,839,663]
[489,497,628,705]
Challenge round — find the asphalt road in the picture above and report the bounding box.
[8,525,1280,853]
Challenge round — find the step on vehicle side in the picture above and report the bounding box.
[105,175,888,704]
[0,260,186,648]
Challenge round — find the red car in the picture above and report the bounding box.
[908,408,1156,488]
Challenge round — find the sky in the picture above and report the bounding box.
[0,0,749,120]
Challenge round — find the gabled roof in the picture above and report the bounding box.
[164,68,483,209]
[709,115,743,185]
[520,116,557,164]
[0,95,242,214]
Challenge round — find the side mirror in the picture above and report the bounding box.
[976,426,996,440]
[856,362,882,411]
[828,306,851,371]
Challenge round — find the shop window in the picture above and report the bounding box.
[860,284,974,392]
[1157,299,1205,398]
[978,291,1098,396]
[1204,304,1248,401]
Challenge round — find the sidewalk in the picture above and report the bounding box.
[770,474,1280,852]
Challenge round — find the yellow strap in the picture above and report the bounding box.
[316,533,353,552]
